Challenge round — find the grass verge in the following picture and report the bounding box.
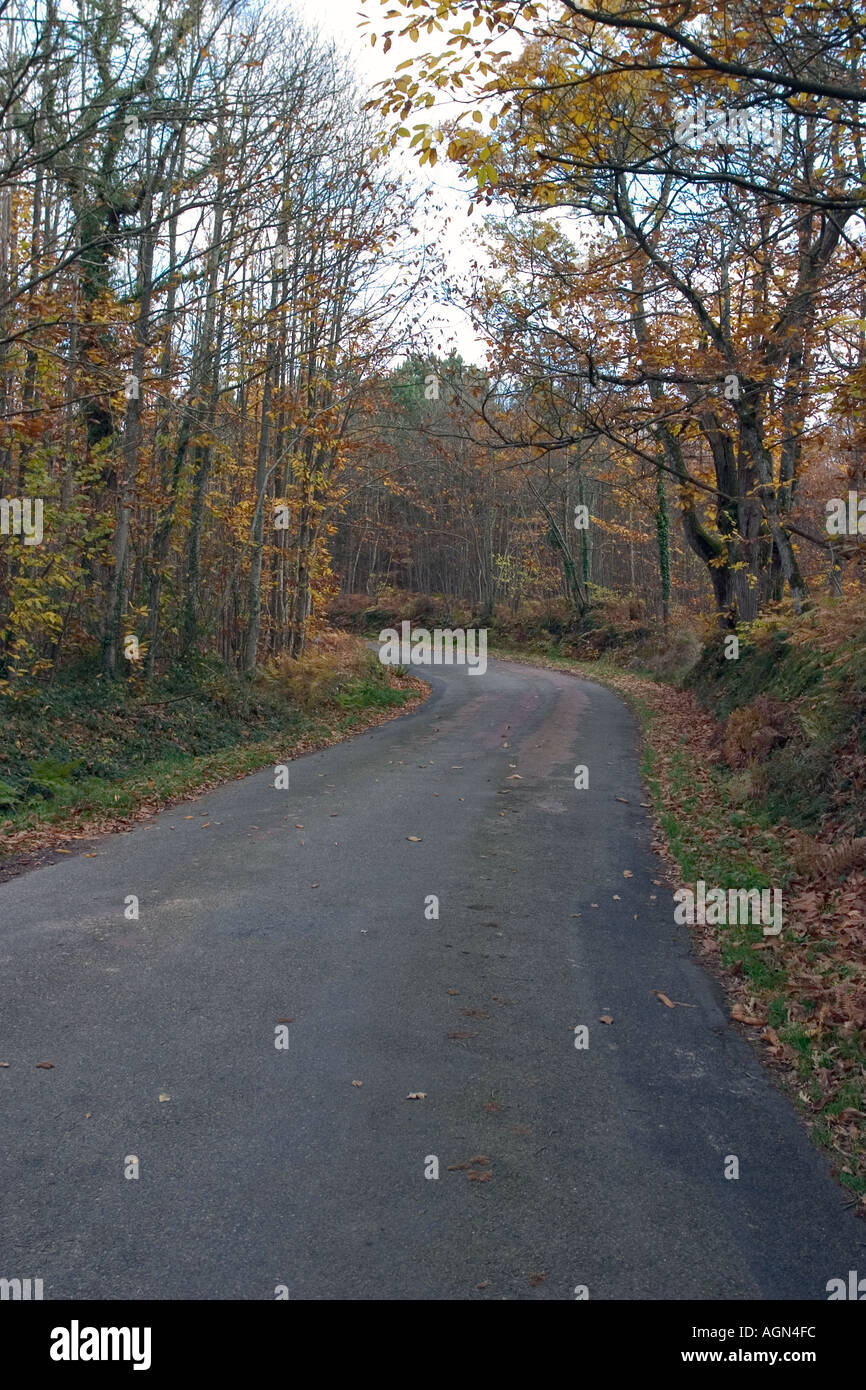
[0,637,428,878]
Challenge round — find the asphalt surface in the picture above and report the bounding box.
[0,657,863,1300]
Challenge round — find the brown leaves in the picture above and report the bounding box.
[653,990,695,1009]
[35,1061,54,1069]
[448,1154,491,1181]
[731,1003,763,1026]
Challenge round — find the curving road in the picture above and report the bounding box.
[0,657,862,1300]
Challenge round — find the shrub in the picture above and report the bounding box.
[723,695,795,770]
[260,632,387,710]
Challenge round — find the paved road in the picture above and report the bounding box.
[0,658,862,1300]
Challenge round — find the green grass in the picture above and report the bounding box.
[0,660,415,857]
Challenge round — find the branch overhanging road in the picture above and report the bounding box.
[0,658,862,1300]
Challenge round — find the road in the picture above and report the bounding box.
[0,657,862,1300]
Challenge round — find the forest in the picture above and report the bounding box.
[1,0,866,1311]
[2,0,865,697]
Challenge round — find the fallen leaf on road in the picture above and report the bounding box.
[599,1015,613,1025]
[448,1154,489,1170]
[527,1272,545,1287]
[36,1061,54,1068]
[351,1080,363,1087]
[615,796,629,803]
[85,853,98,857]
[275,1017,293,1024]
[0,1061,9,1067]
[158,1093,170,1101]
[295,824,304,828]
[447,989,460,995]
[613,894,620,900]
[653,990,696,1009]
[507,774,522,780]
[623,870,633,878]
[407,836,422,842]
[448,1031,478,1040]
[468,1170,492,1182]
[476,1282,490,1291]
[407,1092,426,1100]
